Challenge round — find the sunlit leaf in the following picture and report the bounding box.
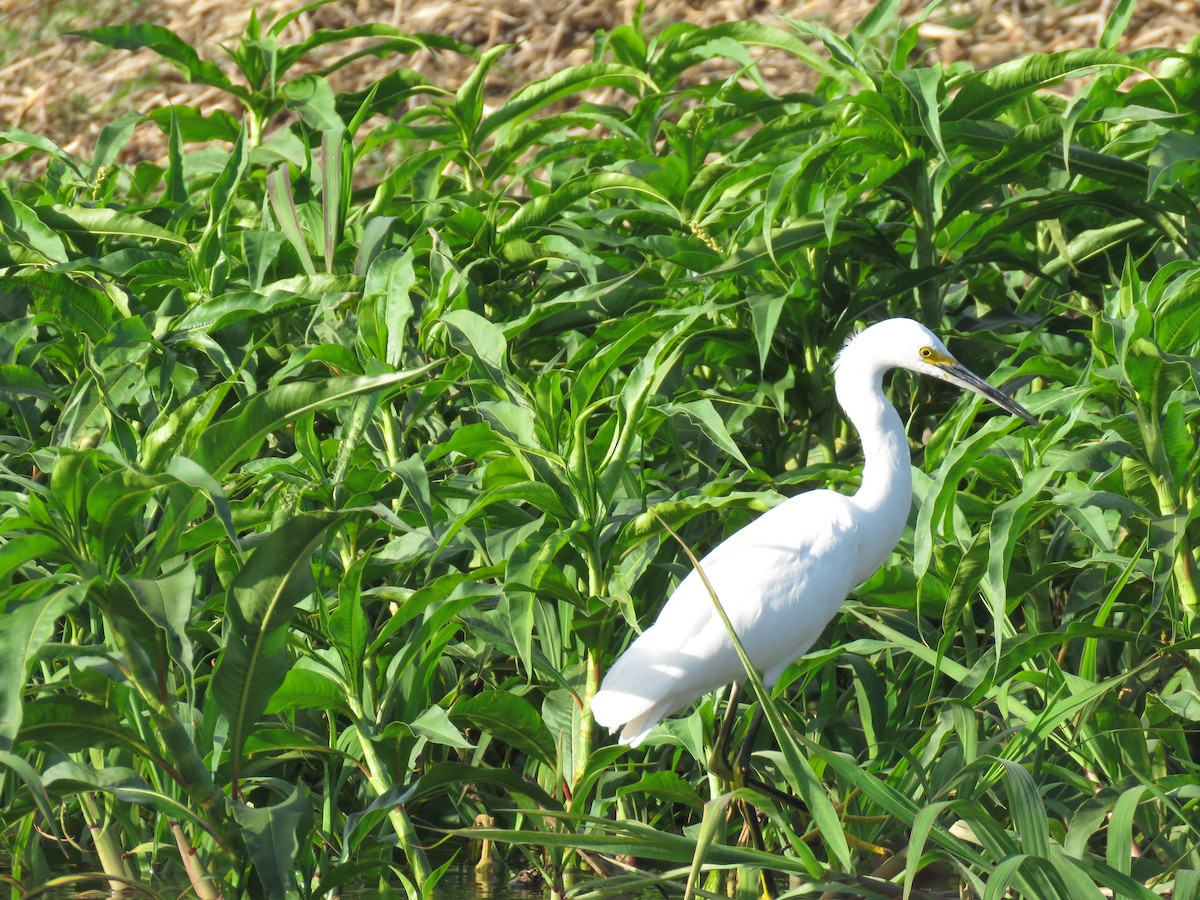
[194,368,432,477]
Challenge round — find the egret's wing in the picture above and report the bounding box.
[660,489,858,685]
[594,490,860,745]
[650,490,854,635]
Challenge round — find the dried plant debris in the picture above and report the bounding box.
[1,0,1197,169]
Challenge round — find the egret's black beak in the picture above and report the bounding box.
[939,362,1038,425]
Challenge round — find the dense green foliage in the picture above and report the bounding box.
[2,2,1199,897]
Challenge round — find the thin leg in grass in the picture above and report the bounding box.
[709,681,774,788]
[712,685,779,900]
[735,703,766,775]
[710,686,896,863]
[709,686,777,898]
[707,684,805,813]
[741,803,778,900]
[706,681,745,778]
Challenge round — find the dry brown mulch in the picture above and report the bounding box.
[2,0,1198,168]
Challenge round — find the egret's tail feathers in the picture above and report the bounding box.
[591,689,673,747]
[592,627,692,747]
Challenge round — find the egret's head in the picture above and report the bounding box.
[837,318,1037,424]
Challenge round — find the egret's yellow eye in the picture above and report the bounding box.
[919,346,934,359]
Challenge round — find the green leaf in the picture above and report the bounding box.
[1161,688,1200,721]
[408,705,473,749]
[270,23,464,76]
[147,105,242,143]
[801,731,986,867]
[164,455,239,547]
[169,286,321,336]
[499,172,670,235]
[234,783,311,900]
[319,128,348,273]
[1155,278,1200,355]
[481,63,650,142]
[195,126,249,290]
[0,586,87,751]
[340,780,419,858]
[193,368,432,477]
[120,565,197,678]
[685,790,737,899]
[997,759,1051,858]
[11,271,114,340]
[265,666,348,714]
[453,45,512,145]
[497,589,536,678]
[0,533,60,582]
[282,75,344,134]
[705,220,833,278]
[0,750,58,830]
[75,25,242,96]
[49,449,110,533]
[945,49,1131,121]
[747,293,786,371]
[450,691,556,766]
[655,21,839,86]
[1099,0,1136,49]
[620,771,704,810]
[893,65,948,161]
[212,512,341,784]
[85,467,172,559]
[599,309,704,500]
[0,195,68,263]
[330,560,369,690]
[414,761,560,811]
[440,309,508,380]
[42,204,187,246]
[16,696,137,754]
[664,399,751,469]
[0,128,84,175]
[42,759,211,829]
[1106,785,1147,876]
[266,165,316,277]
[364,248,416,367]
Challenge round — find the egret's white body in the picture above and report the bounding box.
[592,318,1034,747]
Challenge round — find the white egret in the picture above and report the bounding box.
[592,318,1036,747]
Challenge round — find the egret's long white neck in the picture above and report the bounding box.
[834,355,914,583]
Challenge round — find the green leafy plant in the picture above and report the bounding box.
[2,0,1199,896]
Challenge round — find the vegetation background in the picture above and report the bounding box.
[1,0,1199,898]
[4,0,1200,165]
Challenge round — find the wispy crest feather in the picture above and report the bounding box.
[832,326,864,373]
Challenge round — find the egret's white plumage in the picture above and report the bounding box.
[591,318,1035,747]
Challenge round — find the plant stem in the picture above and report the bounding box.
[381,407,402,468]
[579,647,600,789]
[1152,476,1200,630]
[80,792,130,894]
[171,821,222,900]
[577,548,605,790]
[1136,404,1200,630]
[350,714,433,884]
[97,589,242,854]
